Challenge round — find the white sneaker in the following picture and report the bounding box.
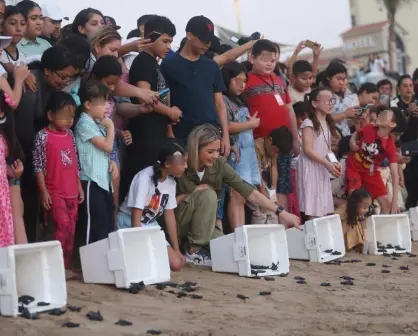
[185,249,212,267]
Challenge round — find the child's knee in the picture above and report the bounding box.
[378,195,390,210]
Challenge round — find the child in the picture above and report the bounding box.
[335,189,372,252]
[33,92,83,269]
[287,40,321,103]
[75,80,118,246]
[0,91,20,247]
[288,101,307,219]
[117,141,187,272]
[252,127,293,224]
[221,61,260,230]
[347,108,399,214]
[245,39,299,210]
[297,88,341,219]
[90,55,151,212]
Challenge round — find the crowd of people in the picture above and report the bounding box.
[0,0,416,276]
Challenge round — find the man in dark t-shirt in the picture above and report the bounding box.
[121,15,180,201]
[161,16,230,156]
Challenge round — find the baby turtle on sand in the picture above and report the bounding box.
[258,291,272,296]
[340,276,355,281]
[147,330,162,335]
[86,311,103,321]
[400,266,409,271]
[350,259,362,263]
[392,252,402,258]
[325,260,341,265]
[381,270,391,274]
[340,280,354,286]
[237,294,249,300]
[382,264,391,268]
[115,319,133,326]
[176,292,187,298]
[320,282,331,287]
[366,263,376,267]
[181,282,197,287]
[190,294,203,300]
[250,276,261,279]
[49,308,66,316]
[264,277,275,281]
[20,307,39,320]
[182,286,197,293]
[296,280,307,284]
[128,281,145,294]
[294,276,305,281]
[279,273,288,277]
[67,305,82,312]
[18,295,35,306]
[62,322,80,328]
[392,257,399,260]
[407,252,417,257]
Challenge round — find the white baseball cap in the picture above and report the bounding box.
[41,3,69,22]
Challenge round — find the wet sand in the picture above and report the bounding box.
[2,244,418,336]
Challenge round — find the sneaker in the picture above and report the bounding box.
[185,249,212,267]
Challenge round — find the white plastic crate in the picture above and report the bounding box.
[408,208,418,241]
[286,214,346,263]
[0,241,67,317]
[80,227,170,288]
[365,214,412,255]
[210,224,289,277]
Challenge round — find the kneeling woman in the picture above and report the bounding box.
[176,124,301,267]
[117,142,187,272]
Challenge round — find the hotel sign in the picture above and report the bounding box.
[343,32,384,56]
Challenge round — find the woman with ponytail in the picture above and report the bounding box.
[117,141,187,272]
[296,87,342,219]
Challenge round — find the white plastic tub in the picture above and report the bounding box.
[286,214,346,263]
[0,241,67,317]
[210,224,289,277]
[365,214,412,255]
[80,227,170,288]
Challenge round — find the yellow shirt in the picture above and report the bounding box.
[335,203,366,252]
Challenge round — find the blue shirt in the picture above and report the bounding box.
[75,113,111,191]
[161,53,225,139]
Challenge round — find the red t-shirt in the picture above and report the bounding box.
[347,124,397,173]
[33,128,79,198]
[245,72,291,138]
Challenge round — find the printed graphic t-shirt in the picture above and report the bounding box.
[120,166,177,225]
[245,72,291,139]
[347,124,397,173]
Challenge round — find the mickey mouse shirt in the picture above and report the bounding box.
[347,124,397,173]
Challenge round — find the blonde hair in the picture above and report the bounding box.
[187,124,221,172]
[89,26,121,53]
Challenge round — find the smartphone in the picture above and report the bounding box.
[305,39,319,49]
[230,35,239,44]
[159,88,170,98]
[147,31,161,42]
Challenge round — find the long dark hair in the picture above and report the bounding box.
[346,189,372,226]
[152,141,186,195]
[221,61,247,106]
[304,87,338,137]
[0,91,24,161]
[71,8,103,37]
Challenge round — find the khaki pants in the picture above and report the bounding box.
[175,189,223,252]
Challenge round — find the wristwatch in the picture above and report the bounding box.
[275,206,285,217]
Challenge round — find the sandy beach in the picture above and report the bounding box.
[2,244,418,336]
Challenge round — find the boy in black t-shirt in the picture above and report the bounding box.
[161,16,230,156]
[122,15,181,200]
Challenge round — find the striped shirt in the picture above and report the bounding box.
[75,113,111,192]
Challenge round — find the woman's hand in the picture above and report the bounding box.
[24,72,37,92]
[78,184,85,204]
[349,137,359,152]
[40,189,52,210]
[122,130,132,145]
[230,145,240,163]
[326,162,341,178]
[279,211,301,230]
[391,202,400,214]
[13,63,30,82]
[137,88,159,105]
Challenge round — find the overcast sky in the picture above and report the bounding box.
[48,0,352,55]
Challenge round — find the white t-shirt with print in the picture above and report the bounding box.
[119,166,177,225]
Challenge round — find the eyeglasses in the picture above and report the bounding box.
[316,98,336,106]
[54,71,74,82]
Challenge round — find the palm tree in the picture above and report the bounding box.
[380,0,414,72]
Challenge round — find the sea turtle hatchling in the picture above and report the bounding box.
[115,319,133,326]
[62,322,80,328]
